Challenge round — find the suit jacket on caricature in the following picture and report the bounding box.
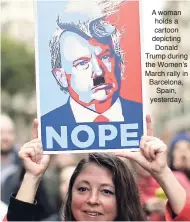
[41,97,143,150]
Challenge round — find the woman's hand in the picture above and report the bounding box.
[16,119,50,203]
[18,119,50,177]
[116,115,168,178]
[137,134,168,177]
[116,115,187,216]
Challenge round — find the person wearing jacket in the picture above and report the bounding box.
[3,115,190,221]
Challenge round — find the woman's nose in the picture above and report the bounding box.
[87,190,100,206]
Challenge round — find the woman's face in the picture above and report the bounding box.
[173,140,190,170]
[71,163,117,221]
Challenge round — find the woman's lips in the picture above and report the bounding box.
[83,211,103,217]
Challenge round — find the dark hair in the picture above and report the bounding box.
[63,153,146,221]
[169,132,190,179]
[169,132,190,169]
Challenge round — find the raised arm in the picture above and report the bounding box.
[16,119,50,203]
[116,115,187,217]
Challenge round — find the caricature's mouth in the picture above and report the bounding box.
[92,84,113,92]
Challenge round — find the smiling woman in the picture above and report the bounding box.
[64,153,145,221]
[4,117,190,221]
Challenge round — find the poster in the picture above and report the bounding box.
[35,0,145,153]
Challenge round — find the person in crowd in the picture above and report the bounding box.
[169,132,190,180]
[43,154,78,214]
[3,166,55,221]
[0,114,54,220]
[1,114,21,204]
[134,162,190,221]
[3,115,190,221]
[44,165,76,221]
[133,163,166,221]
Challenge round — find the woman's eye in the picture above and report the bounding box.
[78,187,88,192]
[102,189,114,195]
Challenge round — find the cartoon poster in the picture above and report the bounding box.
[35,0,145,153]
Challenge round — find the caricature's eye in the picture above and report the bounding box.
[102,55,110,60]
[75,60,89,70]
[101,52,113,62]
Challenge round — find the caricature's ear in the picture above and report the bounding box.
[52,68,68,88]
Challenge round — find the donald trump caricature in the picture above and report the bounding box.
[41,0,143,125]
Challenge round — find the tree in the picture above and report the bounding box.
[1,35,35,95]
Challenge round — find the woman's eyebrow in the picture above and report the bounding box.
[100,183,115,189]
[77,180,90,185]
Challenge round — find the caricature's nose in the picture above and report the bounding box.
[91,56,104,77]
[87,190,100,206]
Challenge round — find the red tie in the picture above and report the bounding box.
[93,115,109,122]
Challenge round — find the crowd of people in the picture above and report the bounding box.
[1,113,190,221]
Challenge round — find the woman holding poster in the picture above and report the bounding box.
[3,115,190,221]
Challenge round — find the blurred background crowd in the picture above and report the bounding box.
[1,0,190,221]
